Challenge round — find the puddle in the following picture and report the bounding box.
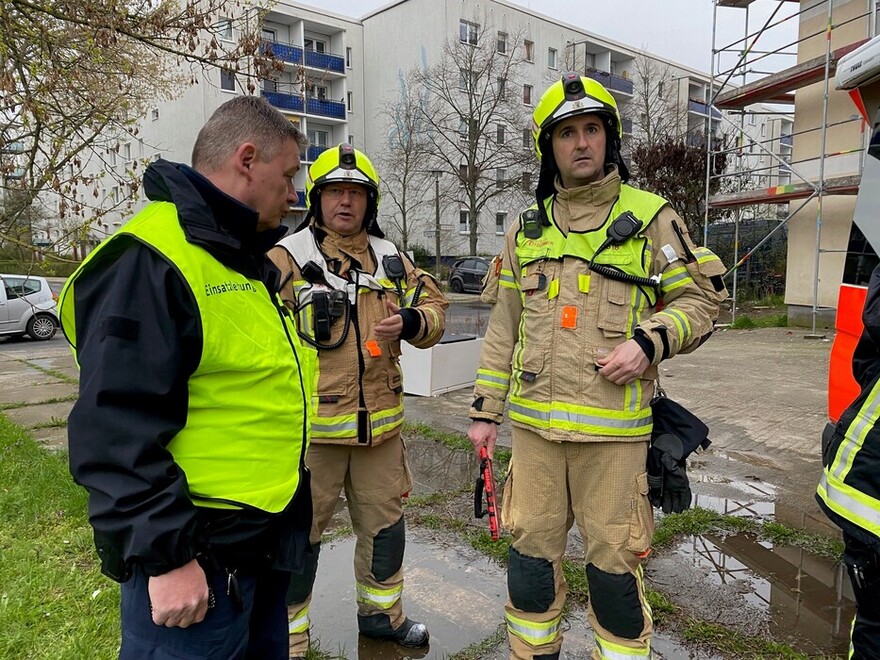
[306,529,508,659]
[406,436,475,495]
[671,532,854,656]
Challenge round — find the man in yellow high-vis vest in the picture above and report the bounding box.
[467,74,727,660]
[59,96,316,659]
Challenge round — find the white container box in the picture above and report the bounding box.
[400,334,484,396]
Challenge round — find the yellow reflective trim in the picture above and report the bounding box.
[656,309,692,344]
[476,368,510,390]
[311,411,358,438]
[548,278,560,299]
[595,636,651,659]
[817,472,880,538]
[832,378,880,481]
[505,612,562,646]
[288,605,309,634]
[500,269,517,289]
[508,395,652,436]
[578,273,591,293]
[371,403,404,437]
[356,581,402,610]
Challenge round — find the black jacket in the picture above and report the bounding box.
[67,160,297,581]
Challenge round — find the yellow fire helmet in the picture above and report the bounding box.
[531,72,621,160]
[306,143,383,236]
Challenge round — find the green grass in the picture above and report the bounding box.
[30,415,68,430]
[652,507,844,560]
[448,624,507,660]
[0,415,119,659]
[730,313,788,329]
[681,620,808,659]
[644,587,676,627]
[0,394,78,411]
[463,528,511,564]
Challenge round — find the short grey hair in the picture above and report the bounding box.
[192,95,308,172]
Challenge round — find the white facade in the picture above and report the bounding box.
[79,0,726,259]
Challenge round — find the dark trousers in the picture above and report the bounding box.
[844,532,880,660]
[119,563,290,660]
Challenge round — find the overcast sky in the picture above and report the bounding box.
[295,0,799,74]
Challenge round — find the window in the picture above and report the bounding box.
[524,40,534,62]
[497,32,507,54]
[496,124,505,144]
[151,108,159,121]
[497,77,506,98]
[348,134,354,145]
[262,78,276,93]
[548,48,557,69]
[121,142,131,160]
[522,128,531,149]
[346,47,352,68]
[657,81,665,99]
[261,28,276,43]
[523,84,533,105]
[749,113,756,126]
[306,83,327,100]
[496,168,505,189]
[107,148,117,166]
[459,117,468,140]
[347,91,353,112]
[220,68,236,91]
[459,68,470,91]
[3,278,40,300]
[521,171,532,193]
[308,129,329,148]
[304,38,325,53]
[459,163,468,186]
[459,210,469,233]
[760,123,766,137]
[460,20,479,45]
[496,212,507,235]
[215,17,233,41]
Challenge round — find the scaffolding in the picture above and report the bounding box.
[705,0,876,333]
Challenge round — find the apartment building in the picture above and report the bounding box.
[76,0,756,259]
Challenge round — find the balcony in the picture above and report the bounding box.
[295,190,307,208]
[263,40,302,65]
[304,49,345,74]
[306,145,329,162]
[305,97,346,119]
[687,99,722,119]
[4,167,26,180]
[621,117,633,135]
[262,91,304,113]
[585,68,634,95]
[780,134,793,147]
[1,141,24,154]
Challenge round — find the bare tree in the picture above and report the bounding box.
[375,69,434,251]
[414,19,536,255]
[629,55,686,147]
[1,0,274,268]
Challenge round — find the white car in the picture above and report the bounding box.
[0,275,59,341]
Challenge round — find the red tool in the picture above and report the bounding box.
[474,446,499,541]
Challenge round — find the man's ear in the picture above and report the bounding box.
[234,142,258,178]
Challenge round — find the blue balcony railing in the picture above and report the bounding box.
[780,134,793,147]
[295,190,307,208]
[262,91,304,112]
[306,145,329,162]
[304,49,345,73]
[688,99,722,119]
[621,117,633,134]
[262,40,302,65]
[305,97,346,119]
[585,68,634,95]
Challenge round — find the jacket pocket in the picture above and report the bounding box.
[626,471,654,556]
[597,278,631,337]
[499,460,514,533]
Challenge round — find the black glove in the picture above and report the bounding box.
[647,433,692,514]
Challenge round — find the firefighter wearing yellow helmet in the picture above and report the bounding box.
[270,143,448,655]
[467,74,728,660]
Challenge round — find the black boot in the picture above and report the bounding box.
[534,654,560,660]
[358,613,430,647]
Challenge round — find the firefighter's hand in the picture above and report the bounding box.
[148,559,210,628]
[374,299,404,340]
[596,339,650,385]
[468,420,497,460]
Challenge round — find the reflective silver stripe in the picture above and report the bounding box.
[356,583,402,609]
[818,473,880,530]
[288,611,309,633]
[834,380,880,480]
[476,372,510,388]
[660,269,692,291]
[595,637,651,660]
[371,408,404,432]
[505,617,559,645]
[312,419,358,434]
[508,402,651,430]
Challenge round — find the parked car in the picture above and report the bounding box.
[448,257,490,294]
[0,275,59,341]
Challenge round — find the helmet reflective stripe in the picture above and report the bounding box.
[543,97,610,130]
[306,142,381,211]
[316,166,372,186]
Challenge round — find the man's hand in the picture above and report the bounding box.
[468,420,498,460]
[596,339,650,385]
[148,558,209,628]
[374,299,404,340]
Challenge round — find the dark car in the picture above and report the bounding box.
[448,257,489,294]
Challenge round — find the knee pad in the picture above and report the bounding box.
[586,563,645,640]
[508,547,555,613]
[372,514,405,582]
[286,542,321,605]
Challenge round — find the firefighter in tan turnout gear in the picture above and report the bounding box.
[467,74,727,660]
[269,144,447,656]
